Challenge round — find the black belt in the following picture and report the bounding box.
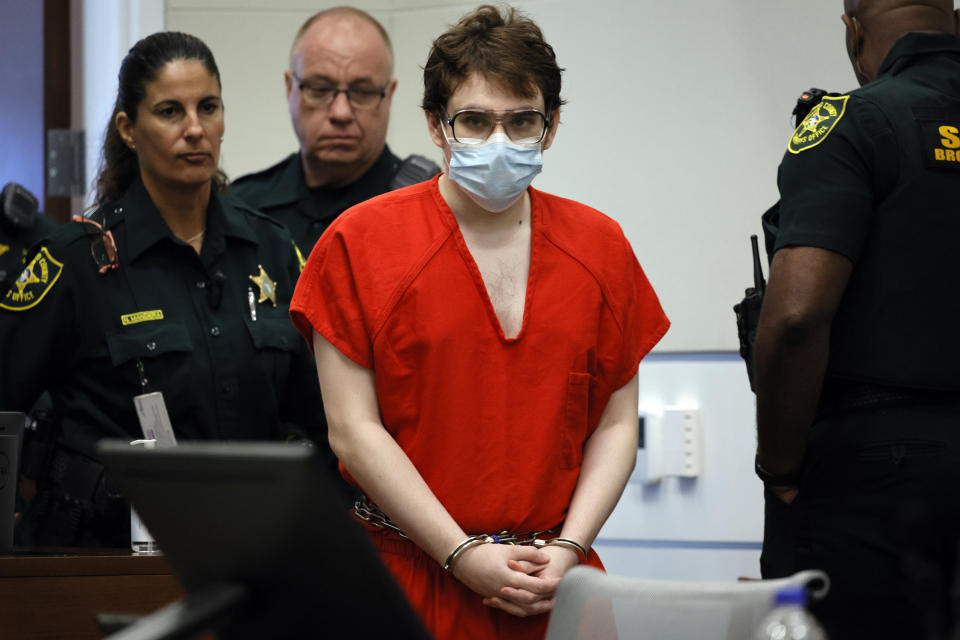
[817,381,960,419]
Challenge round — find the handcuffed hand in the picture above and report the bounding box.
[482,544,580,617]
[452,542,559,617]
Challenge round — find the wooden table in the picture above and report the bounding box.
[0,549,185,639]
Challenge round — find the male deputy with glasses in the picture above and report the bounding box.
[231,7,439,255]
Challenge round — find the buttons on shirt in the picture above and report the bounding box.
[210,326,221,337]
[196,280,206,289]
[146,341,157,352]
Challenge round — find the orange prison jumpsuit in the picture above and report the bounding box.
[291,176,669,639]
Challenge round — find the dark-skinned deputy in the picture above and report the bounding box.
[755,1,960,636]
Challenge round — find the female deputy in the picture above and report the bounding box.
[0,32,324,547]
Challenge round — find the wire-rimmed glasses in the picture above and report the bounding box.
[441,108,550,145]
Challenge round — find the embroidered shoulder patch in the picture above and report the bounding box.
[0,247,64,311]
[788,95,850,154]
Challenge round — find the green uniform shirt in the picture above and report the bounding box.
[230,145,402,255]
[0,178,325,458]
[775,33,960,389]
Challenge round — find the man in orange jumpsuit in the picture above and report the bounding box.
[291,5,669,638]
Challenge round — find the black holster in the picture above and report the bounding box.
[16,442,128,548]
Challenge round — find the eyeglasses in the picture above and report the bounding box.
[441,108,550,145]
[293,72,387,110]
[72,212,118,274]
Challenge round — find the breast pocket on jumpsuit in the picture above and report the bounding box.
[105,322,194,404]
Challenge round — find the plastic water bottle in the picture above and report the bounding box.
[754,585,827,640]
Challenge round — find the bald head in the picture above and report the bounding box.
[290,7,393,75]
[843,0,959,84]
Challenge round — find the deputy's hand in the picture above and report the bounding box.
[484,544,579,616]
[767,484,799,504]
[453,543,555,617]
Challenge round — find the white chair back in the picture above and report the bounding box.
[544,567,829,640]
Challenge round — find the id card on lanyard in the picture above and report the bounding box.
[133,391,178,447]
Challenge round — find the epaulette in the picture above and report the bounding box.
[230,154,293,188]
[390,154,441,190]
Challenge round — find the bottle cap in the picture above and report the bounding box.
[774,585,807,606]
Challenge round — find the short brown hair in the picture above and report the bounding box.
[422,5,564,116]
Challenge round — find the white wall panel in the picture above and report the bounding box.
[594,353,763,580]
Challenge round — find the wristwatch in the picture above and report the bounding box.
[754,455,802,486]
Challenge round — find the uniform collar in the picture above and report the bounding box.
[304,144,400,209]
[878,32,960,77]
[303,145,399,196]
[118,177,258,263]
[248,145,400,210]
[351,144,400,194]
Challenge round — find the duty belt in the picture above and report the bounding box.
[817,380,960,419]
[353,494,560,544]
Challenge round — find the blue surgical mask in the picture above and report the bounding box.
[447,133,543,212]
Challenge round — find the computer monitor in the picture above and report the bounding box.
[97,440,430,640]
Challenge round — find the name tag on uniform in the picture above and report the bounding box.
[133,391,178,447]
[913,105,960,170]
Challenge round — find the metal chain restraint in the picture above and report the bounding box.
[353,494,560,544]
